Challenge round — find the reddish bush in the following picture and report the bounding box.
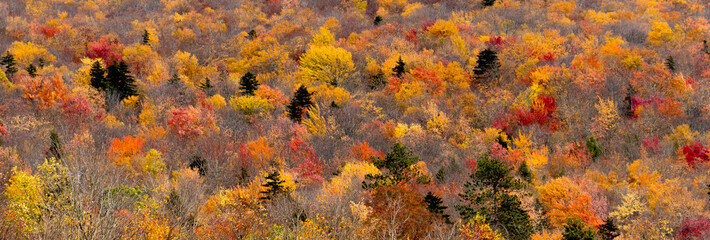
[61,96,92,123]
[514,96,558,131]
[38,25,59,38]
[682,141,709,168]
[677,216,710,240]
[86,36,124,65]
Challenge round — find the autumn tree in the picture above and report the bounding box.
[473,49,500,83]
[287,85,313,123]
[46,130,63,160]
[239,72,259,95]
[366,185,436,239]
[456,155,533,240]
[298,45,354,86]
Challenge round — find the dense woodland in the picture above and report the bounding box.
[1,0,710,239]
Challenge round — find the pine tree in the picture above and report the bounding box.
[189,156,207,176]
[621,84,637,118]
[517,161,534,184]
[168,73,180,85]
[142,30,150,45]
[665,55,676,73]
[597,218,620,240]
[562,218,597,240]
[424,192,451,223]
[106,61,138,100]
[363,143,419,189]
[586,136,603,161]
[456,155,533,240]
[1,51,18,76]
[473,49,501,82]
[26,64,37,77]
[374,16,383,26]
[198,77,213,94]
[260,171,288,201]
[47,130,64,160]
[247,29,258,40]
[392,56,406,77]
[239,72,259,95]
[482,0,496,7]
[286,85,313,123]
[90,61,107,91]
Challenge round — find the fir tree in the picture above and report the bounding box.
[90,61,107,91]
[38,58,45,68]
[26,64,37,77]
[621,84,637,118]
[189,156,207,176]
[142,29,150,45]
[247,29,258,40]
[168,73,180,85]
[586,136,603,161]
[665,55,676,73]
[482,0,496,7]
[424,192,451,223]
[1,51,18,76]
[47,130,64,160]
[517,161,534,184]
[106,61,138,100]
[456,155,533,240]
[239,72,259,95]
[198,77,213,94]
[597,218,620,240]
[260,171,289,201]
[562,218,597,240]
[363,143,419,189]
[374,16,383,26]
[392,56,406,77]
[473,49,501,82]
[286,85,313,123]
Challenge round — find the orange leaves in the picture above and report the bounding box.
[22,74,67,110]
[537,177,603,228]
[350,141,384,161]
[239,137,274,169]
[167,105,218,139]
[107,136,144,168]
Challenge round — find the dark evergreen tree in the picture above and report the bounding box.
[482,0,496,7]
[106,61,138,100]
[586,136,603,161]
[46,130,64,160]
[374,15,383,26]
[473,49,501,82]
[1,52,18,76]
[597,218,620,240]
[456,155,533,240]
[239,72,259,95]
[142,30,150,45]
[26,64,37,77]
[189,156,207,176]
[166,189,184,218]
[259,171,289,200]
[286,85,313,123]
[363,143,419,189]
[247,29,257,40]
[621,84,637,118]
[198,77,213,94]
[38,58,45,68]
[424,192,451,223]
[90,61,108,91]
[517,161,534,184]
[168,73,181,85]
[562,218,597,240]
[665,55,676,72]
[392,56,406,77]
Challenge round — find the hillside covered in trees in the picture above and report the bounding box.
[1,0,710,239]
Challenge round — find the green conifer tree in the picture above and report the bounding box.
[239,72,259,95]
[363,143,419,189]
[198,77,213,94]
[286,85,313,123]
[473,49,501,82]
[482,0,496,7]
[424,192,451,223]
[259,171,288,201]
[26,64,37,78]
[106,61,138,100]
[562,218,597,240]
[597,218,620,240]
[47,130,64,160]
[392,56,406,77]
[90,61,107,91]
[1,51,18,76]
[665,55,676,73]
[142,30,150,45]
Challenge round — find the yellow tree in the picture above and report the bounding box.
[9,41,56,68]
[298,45,354,87]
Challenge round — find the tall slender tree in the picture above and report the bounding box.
[90,61,107,91]
[286,85,313,123]
[239,72,259,95]
[473,49,501,82]
[1,51,17,76]
[142,30,150,45]
[106,61,138,100]
[393,56,406,77]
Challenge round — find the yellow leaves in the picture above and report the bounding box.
[122,95,140,108]
[324,161,380,196]
[402,3,423,17]
[482,127,509,146]
[380,0,407,14]
[3,167,44,235]
[621,53,643,69]
[550,1,576,14]
[298,217,333,240]
[297,45,355,87]
[394,81,426,108]
[172,51,202,85]
[626,160,662,189]
[426,112,449,136]
[459,215,505,240]
[172,28,196,44]
[0,69,12,90]
[609,192,646,226]
[664,124,697,148]
[244,137,274,169]
[536,177,602,227]
[229,95,274,117]
[236,36,289,74]
[9,41,56,68]
[648,21,674,45]
[433,61,467,88]
[303,104,327,136]
[204,94,226,109]
[312,26,335,47]
[599,37,626,56]
[592,97,619,139]
[311,85,351,106]
[142,149,166,176]
[426,19,458,38]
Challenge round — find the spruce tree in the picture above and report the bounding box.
[456,155,534,240]
[247,29,257,40]
[189,156,207,176]
[90,61,107,91]
[621,84,637,118]
[26,64,37,77]
[168,73,180,85]
[47,130,64,160]
[260,171,288,201]
[473,49,501,82]
[198,77,213,94]
[424,192,451,223]
[665,55,676,73]
[1,52,17,76]
[142,30,150,45]
[597,218,620,240]
[374,16,383,26]
[239,72,259,95]
[106,61,138,100]
[562,218,597,240]
[363,143,419,189]
[286,85,313,123]
[482,0,496,7]
[392,56,406,77]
